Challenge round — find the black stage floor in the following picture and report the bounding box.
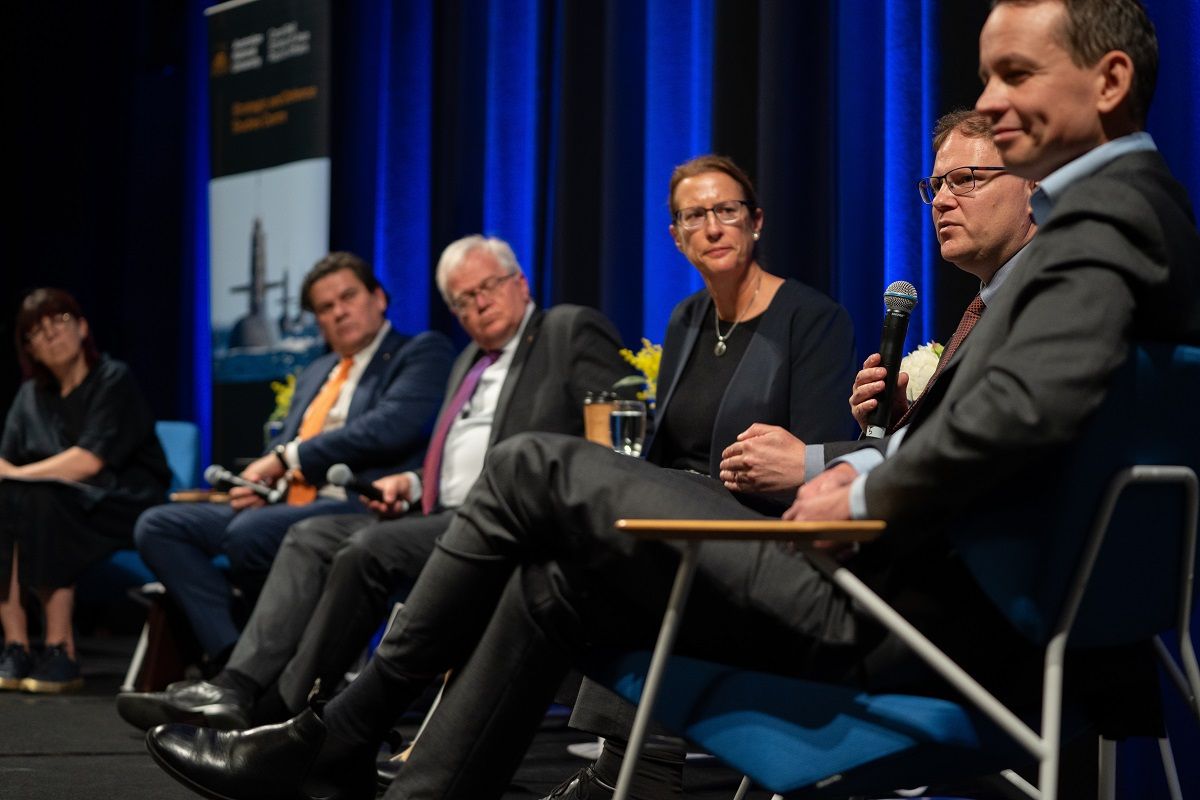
[6,636,1189,799]
[0,636,768,800]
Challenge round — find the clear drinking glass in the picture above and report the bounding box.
[609,400,647,457]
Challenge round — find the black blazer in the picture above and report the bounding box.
[424,304,628,478]
[648,279,856,497]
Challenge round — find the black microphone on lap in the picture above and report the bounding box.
[326,463,387,504]
[203,464,285,504]
[864,280,918,439]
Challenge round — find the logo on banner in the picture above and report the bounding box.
[211,23,313,79]
[211,47,230,77]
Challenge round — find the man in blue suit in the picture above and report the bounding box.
[132,252,452,667]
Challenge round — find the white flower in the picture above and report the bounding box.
[900,341,944,402]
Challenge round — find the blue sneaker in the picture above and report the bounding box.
[21,644,83,693]
[0,642,33,690]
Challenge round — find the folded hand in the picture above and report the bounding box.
[719,423,806,494]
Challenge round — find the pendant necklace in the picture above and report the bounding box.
[713,273,762,357]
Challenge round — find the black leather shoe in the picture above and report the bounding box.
[117,680,251,732]
[541,765,616,799]
[146,709,375,800]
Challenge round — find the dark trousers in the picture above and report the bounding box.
[321,433,903,800]
[0,482,147,590]
[227,510,452,711]
[132,498,361,657]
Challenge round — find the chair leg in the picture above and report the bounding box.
[1154,635,1200,723]
[731,775,751,800]
[612,541,701,800]
[1097,738,1116,800]
[121,620,151,692]
[994,770,1041,799]
[1158,737,1184,800]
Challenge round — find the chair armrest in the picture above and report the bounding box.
[613,518,885,543]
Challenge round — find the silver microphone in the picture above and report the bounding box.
[203,464,285,504]
[326,463,386,503]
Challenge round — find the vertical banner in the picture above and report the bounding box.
[205,0,330,466]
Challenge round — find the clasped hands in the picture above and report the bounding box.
[718,426,856,522]
[717,354,903,524]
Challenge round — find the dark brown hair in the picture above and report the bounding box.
[299,251,388,312]
[993,0,1157,124]
[15,288,100,387]
[932,109,993,152]
[667,154,759,217]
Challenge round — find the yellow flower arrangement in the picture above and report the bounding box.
[616,338,662,402]
[268,373,298,422]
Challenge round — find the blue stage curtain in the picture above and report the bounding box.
[834,0,939,359]
[185,0,213,469]
[1145,0,1199,202]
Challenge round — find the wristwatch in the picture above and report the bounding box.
[272,444,289,471]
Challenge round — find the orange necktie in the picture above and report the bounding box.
[287,357,354,505]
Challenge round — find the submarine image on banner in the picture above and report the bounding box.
[213,214,324,384]
[227,218,286,349]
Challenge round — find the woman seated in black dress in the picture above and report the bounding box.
[0,288,170,692]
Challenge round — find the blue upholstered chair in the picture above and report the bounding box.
[117,421,206,690]
[595,343,1200,800]
[155,420,202,493]
[80,421,202,591]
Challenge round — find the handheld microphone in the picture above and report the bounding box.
[864,281,918,439]
[204,464,285,504]
[326,463,387,504]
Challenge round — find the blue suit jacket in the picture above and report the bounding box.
[270,327,453,486]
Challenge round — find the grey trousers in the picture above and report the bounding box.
[227,510,454,710]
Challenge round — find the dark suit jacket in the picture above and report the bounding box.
[864,149,1200,530]
[839,149,1200,726]
[648,279,856,508]
[422,305,627,481]
[271,327,454,485]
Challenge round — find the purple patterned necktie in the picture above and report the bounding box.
[421,350,501,514]
[890,293,985,433]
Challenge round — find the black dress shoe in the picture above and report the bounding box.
[117,680,251,732]
[146,709,375,800]
[541,765,616,799]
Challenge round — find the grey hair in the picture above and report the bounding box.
[434,235,524,304]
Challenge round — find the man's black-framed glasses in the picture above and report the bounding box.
[918,166,1007,204]
[674,199,753,230]
[449,271,518,313]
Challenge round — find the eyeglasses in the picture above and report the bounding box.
[24,313,75,344]
[449,272,518,313]
[673,200,753,230]
[918,166,1008,204]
